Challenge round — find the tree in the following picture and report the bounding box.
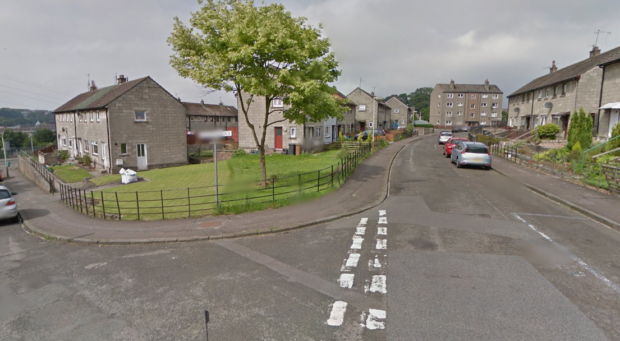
[502,110,508,121]
[33,128,56,145]
[567,108,593,150]
[409,87,432,121]
[1,129,28,149]
[168,0,346,186]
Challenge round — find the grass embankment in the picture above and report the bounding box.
[89,150,344,220]
[51,165,92,183]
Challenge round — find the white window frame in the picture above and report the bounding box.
[290,126,297,139]
[316,127,322,138]
[481,103,488,107]
[62,136,66,146]
[470,104,475,109]
[491,112,498,118]
[446,111,453,117]
[458,94,464,98]
[68,137,72,147]
[446,120,452,126]
[447,102,453,108]
[457,111,463,116]
[70,114,73,122]
[96,111,100,122]
[481,121,487,126]
[470,113,475,118]
[359,104,366,112]
[458,102,464,107]
[545,89,550,98]
[272,98,284,108]
[482,94,488,99]
[84,139,89,152]
[562,83,568,94]
[471,94,476,99]
[438,94,441,98]
[134,111,147,122]
[447,93,454,99]
[492,103,498,108]
[92,141,99,155]
[436,120,440,124]
[394,108,400,113]
[480,112,487,116]
[492,94,499,99]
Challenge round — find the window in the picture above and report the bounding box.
[482,94,489,98]
[458,102,464,107]
[359,104,366,112]
[470,104,475,109]
[562,83,568,94]
[538,90,542,99]
[84,140,89,152]
[438,94,441,98]
[436,120,440,124]
[272,98,284,108]
[79,114,82,122]
[290,126,296,138]
[446,111,453,117]
[481,103,488,107]
[492,103,498,108]
[481,112,487,116]
[471,94,476,99]
[120,143,127,155]
[62,136,66,146]
[135,111,146,121]
[481,121,487,125]
[458,94,464,98]
[457,111,463,116]
[316,127,321,137]
[447,102,453,108]
[447,93,454,99]
[554,86,559,96]
[90,112,94,122]
[92,141,99,155]
[491,112,498,118]
[545,89,550,98]
[394,108,400,113]
[492,94,499,99]
[526,93,530,102]
[446,120,452,126]
[96,111,100,122]
[215,117,220,122]
[470,113,475,118]
[70,115,73,122]
[68,138,72,147]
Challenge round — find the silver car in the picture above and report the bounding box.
[0,185,19,223]
[450,141,492,170]
[438,131,453,144]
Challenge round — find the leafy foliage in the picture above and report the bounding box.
[1,129,28,149]
[0,108,54,127]
[501,110,508,121]
[537,123,560,139]
[566,108,592,150]
[607,123,620,151]
[33,128,56,145]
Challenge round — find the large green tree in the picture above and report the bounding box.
[33,128,56,145]
[567,108,593,150]
[168,0,347,185]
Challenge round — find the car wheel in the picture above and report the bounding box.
[485,166,491,170]
[445,153,450,158]
[456,159,462,168]
[11,214,20,224]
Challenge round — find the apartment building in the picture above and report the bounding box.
[429,80,503,129]
[507,45,620,139]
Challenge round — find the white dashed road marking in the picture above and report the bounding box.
[377,227,387,235]
[376,239,387,250]
[327,301,348,326]
[369,256,382,269]
[356,226,366,235]
[368,275,387,294]
[351,236,364,250]
[359,218,368,225]
[345,253,361,268]
[338,273,355,289]
[378,217,387,224]
[366,309,386,330]
[379,210,386,216]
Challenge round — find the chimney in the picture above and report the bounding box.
[89,80,97,92]
[590,46,601,58]
[484,79,490,90]
[117,74,128,85]
[200,99,204,106]
[450,79,455,89]
[550,60,557,74]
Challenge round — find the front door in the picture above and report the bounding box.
[332,126,337,142]
[101,143,107,168]
[275,127,283,150]
[137,144,147,170]
[610,111,619,138]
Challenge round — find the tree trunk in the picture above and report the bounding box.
[259,146,267,188]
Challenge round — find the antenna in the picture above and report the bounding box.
[594,29,611,47]
[87,74,90,91]
[359,78,364,88]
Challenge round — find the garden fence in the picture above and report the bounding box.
[59,143,373,221]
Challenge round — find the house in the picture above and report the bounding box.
[335,91,358,137]
[429,80,503,129]
[384,96,415,129]
[346,88,392,131]
[53,75,187,173]
[184,100,239,142]
[598,55,620,139]
[507,46,620,138]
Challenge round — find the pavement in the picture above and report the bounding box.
[491,156,620,231]
[16,136,423,244]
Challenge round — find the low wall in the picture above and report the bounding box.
[18,154,59,194]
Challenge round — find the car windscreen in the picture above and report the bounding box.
[0,190,11,199]
[440,132,452,136]
[466,146,488,154]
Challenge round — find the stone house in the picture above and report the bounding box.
[598,56,620,139]
[429,80,503,129]
[184,100,238,132]
[507,46,620,139]
[346,88,392,131]
[53,76,187,173]
[335,91,358,137]
[384,96,415,129]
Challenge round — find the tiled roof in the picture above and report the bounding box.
[183,102,238,117]
[385,96,410,109]
[54,77,149,113]
[435,83,502,94]
[509,46,620,97]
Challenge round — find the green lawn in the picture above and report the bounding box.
[51,165,92,183]
[88,150,347,220]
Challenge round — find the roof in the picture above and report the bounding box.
[509,46,620,97]
[183,102,238,117]
[435,83,502,94]
[384,96,410,109]
[54,77,149,113]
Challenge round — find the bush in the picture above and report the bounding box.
[377,138,389,148]
[233,149,247,158]
[83,155,91,166]
[475,134,500,146]
[568,142,582,162]
[58,150,69,161]
[567,108,593,150]
[414,123,434,128]
[607,123,620,151]
[537,123,560,139]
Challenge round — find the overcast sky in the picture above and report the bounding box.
[1,0,620,111]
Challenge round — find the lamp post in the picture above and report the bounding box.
[2,129,8,178]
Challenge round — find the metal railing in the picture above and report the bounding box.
[59,144,373,221]
[20,151,57,193]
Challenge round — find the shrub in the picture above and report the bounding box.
[58,150,69,161]
[607,123,620,151]
[475,134,499,146]
[233,149,247,158]
[414,123,434,128]
[568,141,582,161]
[83,155,91,166]
[378,138,389,148]
[537,123,560,139]
[567,108,593,150]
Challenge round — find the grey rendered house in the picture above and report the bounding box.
[346,88,392,131]
[335,90,358,136]
[384,96,415,129]
[184,100,238,132]
[54,76,187,173]
[507,46,620,139]
[598,55,620,139]
[429,80,503,129]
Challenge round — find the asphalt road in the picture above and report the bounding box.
[1,137,620,340]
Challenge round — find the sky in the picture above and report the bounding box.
[1,0,620,111]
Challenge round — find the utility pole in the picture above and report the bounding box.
[594,29,611,47]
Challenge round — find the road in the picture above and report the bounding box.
[1,137,620,340]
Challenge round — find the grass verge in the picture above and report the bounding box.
[51,165,92,183]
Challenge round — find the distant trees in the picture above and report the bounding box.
[1,130,28,149]
[0,108,54,127]
[33,128,56,145]
[566,108,593,150]
[382,87,432,121]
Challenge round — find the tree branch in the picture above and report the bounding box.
[265,118,288,127]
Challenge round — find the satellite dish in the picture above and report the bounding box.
[545,102,553,109]
[514,107,520,113]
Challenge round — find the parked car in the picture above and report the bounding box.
[452,125,469,132]
[354,129,385,141]
[0,185,19,223]
[443,137,468,157]
[438,131,453,144]
[450,141,492,170]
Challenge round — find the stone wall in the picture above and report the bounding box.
[18,154,55,193]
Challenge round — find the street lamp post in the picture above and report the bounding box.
[2,130,8,179]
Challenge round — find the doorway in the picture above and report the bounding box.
[274,127,283,150]
[101,143,107,169]
[137,143,147,170]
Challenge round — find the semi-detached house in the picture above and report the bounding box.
[53,76,187,173]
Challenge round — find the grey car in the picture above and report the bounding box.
[450,141,492,170]
[0,185,19,223]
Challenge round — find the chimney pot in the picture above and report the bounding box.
[200,100,204,105]
[117,74,128,85]
[89,80,97,92]
[550,60,557,74]
[590,46,601,58]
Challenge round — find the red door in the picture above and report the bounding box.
[275,127,283,149]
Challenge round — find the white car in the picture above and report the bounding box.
[438,131,453,144]
[0,185,19,223]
